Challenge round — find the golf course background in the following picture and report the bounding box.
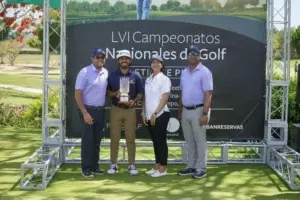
[66,0,267,25]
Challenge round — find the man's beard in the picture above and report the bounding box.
[120,62,129,68]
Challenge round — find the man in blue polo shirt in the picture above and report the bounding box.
[107,49,144,175]
[75,48,108,178]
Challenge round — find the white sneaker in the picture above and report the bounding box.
[107,164,118,175]
[146,168,157,175]
[128,164,139,175]
[151,170,167,177]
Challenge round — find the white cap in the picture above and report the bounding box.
[116,50,132,59]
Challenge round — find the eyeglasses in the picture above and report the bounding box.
[95,55,105,59]
[188,52,200,57]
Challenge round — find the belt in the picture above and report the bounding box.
[183,104,204,110]
[113,104,134,109]
[85,105,104,110]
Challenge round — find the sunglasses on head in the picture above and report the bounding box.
[94,55,105,59]
[188,51,200,56]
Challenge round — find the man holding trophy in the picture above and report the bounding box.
[107,50,144,175]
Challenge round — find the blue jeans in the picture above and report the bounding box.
[137,0,151,20]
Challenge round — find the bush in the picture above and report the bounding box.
[0,103,26,126]
[0,94,60,128]
[6,47,20,66]
[271,73,300,128]
[0,40,9,64]
[21,94,60,128]
[37,23,61,53]
[288,77,300,127]
[27,37,42,50]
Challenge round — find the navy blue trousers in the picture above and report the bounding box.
[79,107,105,170]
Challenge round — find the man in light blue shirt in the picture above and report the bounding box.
[75,48,108,178]
[177,45,213,179]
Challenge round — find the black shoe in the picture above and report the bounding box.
[91,168,105,175]
[192,171,207,179]
[81,169,94,178]
[177,168,196,176]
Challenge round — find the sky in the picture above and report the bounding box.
[274,0,300,29]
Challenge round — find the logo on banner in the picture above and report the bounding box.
[167,118,180,133]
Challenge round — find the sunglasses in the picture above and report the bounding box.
[188,51,200,56]
[95,55,105,59]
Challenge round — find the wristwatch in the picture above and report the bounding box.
[202,112,208,116]
[154,111,158,116]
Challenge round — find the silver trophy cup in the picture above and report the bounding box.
[119,77,130,102]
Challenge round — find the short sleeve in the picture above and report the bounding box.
[202,69,213,91]
[75,68,87,90]
[161,76,171,94]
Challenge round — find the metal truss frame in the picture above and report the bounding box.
[19,0,300,191]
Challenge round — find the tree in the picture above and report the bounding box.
[248,0,259,6]
[203,0,221,10]
[111,1,127,15]
[151,5,158,11]
[6,40,24,66]
[67,0,81,12]
[0,40,9,64]
[0,21,10,41]
[0,2,42,42]
[233,0,246,10]
[166,0,181,10]
[190,0,201,8]
[90,2,100,12]
[127,4,136,11]
[37,9,61,53]
[291,26,300,58]
[273,29,284,59]
[99,0,110,12]
[179,4,190,11]
[79,1,91,12]
[160,4,168,11]
[224,0,235,10]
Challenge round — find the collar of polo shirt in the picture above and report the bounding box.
[117,68,132,76]
[91,64,103,73]
[150,72,162,80]
[187,63,203,72]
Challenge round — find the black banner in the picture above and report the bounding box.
[66,20,266,140]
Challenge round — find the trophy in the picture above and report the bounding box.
[119,77,130,102]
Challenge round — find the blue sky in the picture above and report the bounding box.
[275,0,300,29]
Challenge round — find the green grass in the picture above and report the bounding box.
[0,74,60,89]
[67,9,266,24]
[0,88,40,105]
[0,127,300,199]
[2,54,60,66]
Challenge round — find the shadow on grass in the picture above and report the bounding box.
[2,164,298,200]
[0,89,40,99]
[0,127,41,163]
[253,193,300,200]
[1,127,300,200]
